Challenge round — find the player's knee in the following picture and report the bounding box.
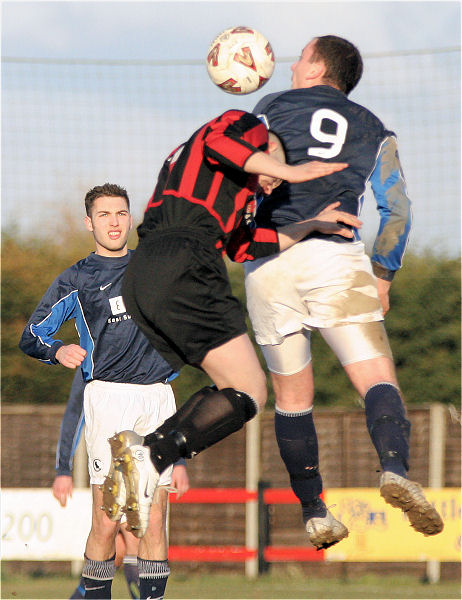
[247,373,267,410]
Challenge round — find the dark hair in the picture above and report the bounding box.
[84,183,130,216]
[311,35,363,95]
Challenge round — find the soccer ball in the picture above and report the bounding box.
[206,26,275,95]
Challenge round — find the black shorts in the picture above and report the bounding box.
[122,227,248,372]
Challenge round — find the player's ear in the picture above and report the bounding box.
[306,60,325,82]
[268,132,286,163]
[84,215,94,232]
[129,214,133,231]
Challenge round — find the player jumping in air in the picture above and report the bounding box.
[244,35,444,546]
[104,110,360,541]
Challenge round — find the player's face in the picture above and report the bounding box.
[290,40,318,89]
[85,195,132,257]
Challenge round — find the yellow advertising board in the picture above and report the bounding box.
[324,488,460,562]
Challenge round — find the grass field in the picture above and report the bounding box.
[1,571,460,599]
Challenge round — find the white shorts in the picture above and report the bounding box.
[244,239,388,373]
[84,379,176,485]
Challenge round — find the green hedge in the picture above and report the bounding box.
[2,231,460,408]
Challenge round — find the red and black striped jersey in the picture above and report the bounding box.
[137,110,279,262]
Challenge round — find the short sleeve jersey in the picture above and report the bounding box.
[137,110,279,262]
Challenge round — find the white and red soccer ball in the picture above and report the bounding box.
[206,26,275,95]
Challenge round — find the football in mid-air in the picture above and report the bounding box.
[206,26,275,95]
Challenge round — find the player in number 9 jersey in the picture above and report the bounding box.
[244,35,443,549]
[253,78,411,277]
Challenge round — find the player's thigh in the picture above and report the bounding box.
[319,321,393,366]
[200,333,267,407]
[261,329,312,376]
[319,321,398,397]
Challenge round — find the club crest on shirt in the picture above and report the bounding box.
[244,196,257,226]
[109,296,127,315]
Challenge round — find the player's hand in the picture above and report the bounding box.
[257,174,283,195]
[309,201,362,238]
[171,464,190,498]
[284,160,348,183]
[55,344,87,368]
[376,278,391,315]
[52,475,73,507]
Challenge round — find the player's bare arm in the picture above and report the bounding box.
[55,344,87,369]
[244,150,348,183]
[277,202,362,251]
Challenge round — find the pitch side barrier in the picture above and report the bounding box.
[168,484,460,572]
[168,484,323,569]
[1,486,460,572]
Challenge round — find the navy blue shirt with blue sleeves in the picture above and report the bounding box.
[19,250,175,384]
[253,86,412,280]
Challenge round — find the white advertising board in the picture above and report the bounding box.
[1,488,92,560]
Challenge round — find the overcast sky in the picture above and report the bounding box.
[2,1,461,255]
[2,1,460,61]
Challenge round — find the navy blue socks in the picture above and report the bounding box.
[138,558,170,600]
[364,382,410,478]
[275,407,324,522]
[82,554,116,599]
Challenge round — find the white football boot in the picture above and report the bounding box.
[305,504,349,550]
[380,471,444,536]
[107,430,160,538]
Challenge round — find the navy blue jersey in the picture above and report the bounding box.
[55,370,85,476]
[254,86,412,278]
[19,251,175,384]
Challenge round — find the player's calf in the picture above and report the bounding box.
[144,386,258,473]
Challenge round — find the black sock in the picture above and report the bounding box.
[123,555,140,599]
[138,558,170,600]
[69,577,86,599]
[275,407,323,522]
[364,383,410,478]
[301,496,328,523]
[82,554,116,599]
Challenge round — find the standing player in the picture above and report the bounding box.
[20,184,180,600]
[52,369,190,599]
[243,35,443,547]
[103,110,361,539]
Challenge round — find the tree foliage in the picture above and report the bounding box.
[2,231,460,408]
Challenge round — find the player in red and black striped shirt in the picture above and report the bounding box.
[111,110,359,536]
